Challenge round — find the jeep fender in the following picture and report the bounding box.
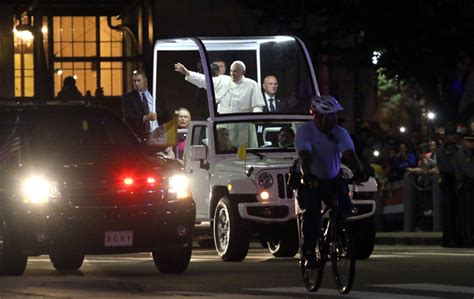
[209,187,257,219]
[227,178,257,194]
[209,186,229,219]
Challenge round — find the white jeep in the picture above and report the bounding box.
[152,36,377,261]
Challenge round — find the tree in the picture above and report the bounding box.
[240,0,474,122]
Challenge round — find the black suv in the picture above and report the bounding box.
[0,102,195,275]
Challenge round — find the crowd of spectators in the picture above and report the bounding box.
[348,118,474,247]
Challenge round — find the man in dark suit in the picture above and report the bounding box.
[262,75,289,113]
[122,70,159,140]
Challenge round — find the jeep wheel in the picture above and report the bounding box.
[0,223,27,276]
[49,252,85,271]
[213,197,249,261]
[152,241,192,273]
[352,216,376,259]
[267,222,299,257]
[267,237,299,258]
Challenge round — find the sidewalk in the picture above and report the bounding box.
[375,231,442,246]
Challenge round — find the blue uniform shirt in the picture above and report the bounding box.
[295,121,354,179]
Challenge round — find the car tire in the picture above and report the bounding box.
[0,222,28,276]
[152,241,192,274]
[267,223,299,257]
[49,252,85,271]
[351,216,376,259]
[213,196,250,261]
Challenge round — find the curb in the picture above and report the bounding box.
[375,232,442,246]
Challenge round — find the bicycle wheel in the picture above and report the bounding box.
[300,244,324,292]
[331,223,355,294]
[297,213,325,292]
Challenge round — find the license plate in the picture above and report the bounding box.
[104,231,133,247]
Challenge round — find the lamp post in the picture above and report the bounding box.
[427,111,436,136]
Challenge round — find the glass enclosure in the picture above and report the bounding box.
[153,36,319,121]
[214,120,306,154]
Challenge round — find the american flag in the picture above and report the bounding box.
[0,136,21,161]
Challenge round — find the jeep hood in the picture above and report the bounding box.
[215,156,295,174]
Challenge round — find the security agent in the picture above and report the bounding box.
[295,96,367,269]
[437,123,461,247]
[122,70,159,140]
[454,129,474,247]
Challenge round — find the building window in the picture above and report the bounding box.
[53,16,123,97]
[13,24,35,97]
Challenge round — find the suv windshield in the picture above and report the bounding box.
[215,120,306,154]
[21,109,139,153]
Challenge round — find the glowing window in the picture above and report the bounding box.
[13,17,35,97]
[53,16,123,97]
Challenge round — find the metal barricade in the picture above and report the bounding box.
[403,172,442,232]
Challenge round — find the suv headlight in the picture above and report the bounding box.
[22,175,60,204]
[256,172,273,188]
[168,174,191,200]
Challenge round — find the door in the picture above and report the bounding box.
[184,122,211,221]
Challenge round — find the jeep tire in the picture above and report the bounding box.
[351,216,376,259]
[0,222,27,276]
[267,222,299,257]
[213,196,249,261]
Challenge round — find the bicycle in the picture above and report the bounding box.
[297,178,356,294]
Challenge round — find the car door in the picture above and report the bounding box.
[184,122,211,221]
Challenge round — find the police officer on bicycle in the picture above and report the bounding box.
[295,96,367,269]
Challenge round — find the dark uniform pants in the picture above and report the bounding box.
[297,179,351,255]
[440,173,459,246]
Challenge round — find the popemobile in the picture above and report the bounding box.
[152,36,377,261]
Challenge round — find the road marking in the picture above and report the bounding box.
[369,254,412,258]
[245,287,438,298]
[396,252,474,257]
[27,250,474,264]
[28,256,273,263]
[373,283,474,294]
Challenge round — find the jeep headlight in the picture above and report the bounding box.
[169,174,191,200]
[22,175,60,204]
[256,172,273,188]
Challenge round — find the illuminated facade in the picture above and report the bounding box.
[0,1,376,123]
[1,0,149,114]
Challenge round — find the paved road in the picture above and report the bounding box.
[1,245,473,298]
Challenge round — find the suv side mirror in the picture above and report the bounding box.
[189,145,207,161]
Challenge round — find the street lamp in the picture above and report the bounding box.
[425,111,436,136]
[372,51,382,65]
[13,26,34,42]
[13,14,34,42]
[427,111,436,120]
[399,126,406,133]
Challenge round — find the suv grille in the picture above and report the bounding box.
[61,177,163,207]
[63,178,117,195]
